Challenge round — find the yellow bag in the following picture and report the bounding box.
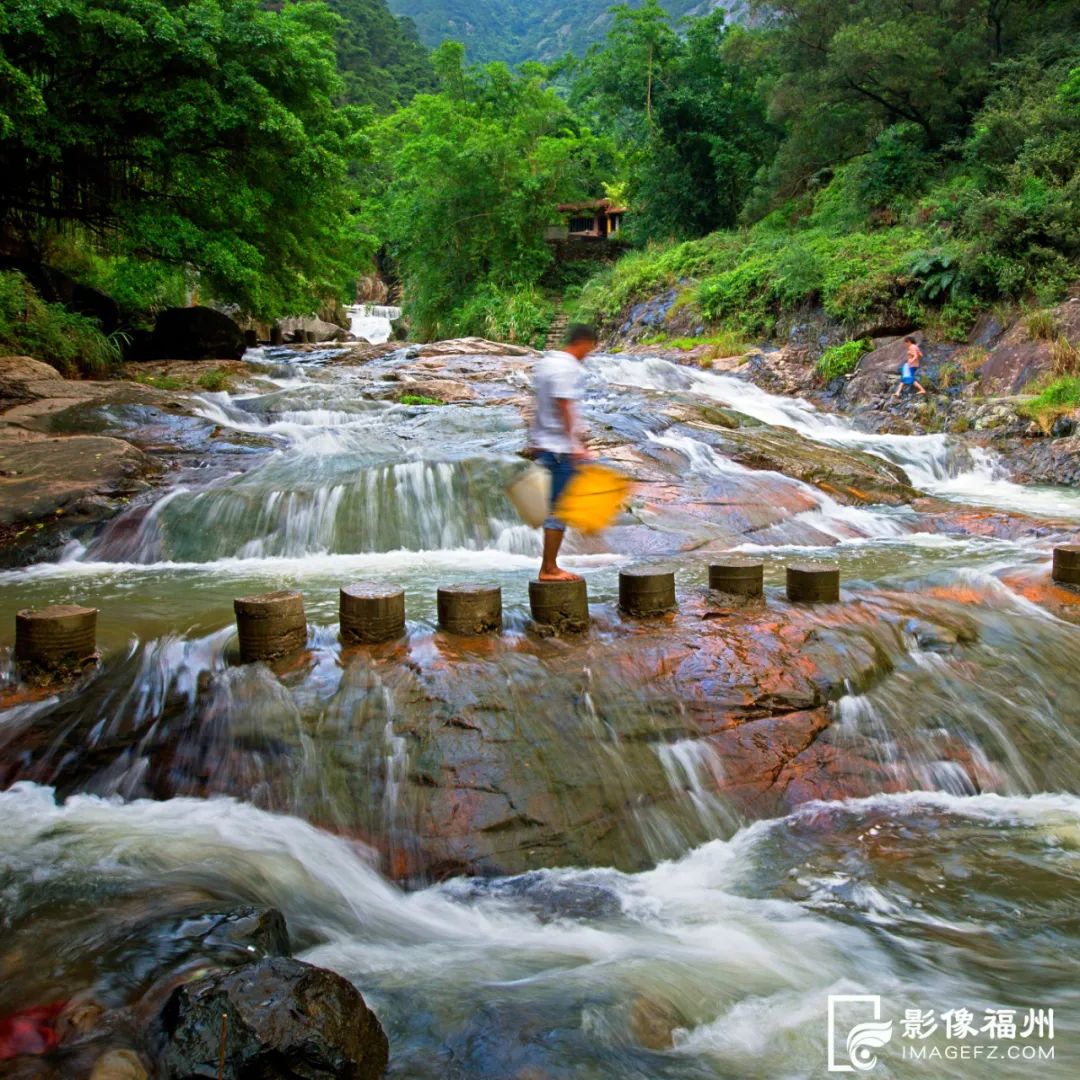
[553,463,633,534]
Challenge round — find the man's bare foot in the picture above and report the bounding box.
[538,568,583,582]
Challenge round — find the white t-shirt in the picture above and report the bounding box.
[529,350,585,454]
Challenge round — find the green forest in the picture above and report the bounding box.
[385,0,749,65]
[2,0,1078,381]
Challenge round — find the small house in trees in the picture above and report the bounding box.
[546,199,628,241]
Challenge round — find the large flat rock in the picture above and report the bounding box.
[0,432,155,525]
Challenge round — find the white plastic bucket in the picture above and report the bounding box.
[506,464,551,527]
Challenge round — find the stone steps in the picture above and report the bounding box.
[545,308,569,350]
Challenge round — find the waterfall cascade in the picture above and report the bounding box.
[347,303,403,344]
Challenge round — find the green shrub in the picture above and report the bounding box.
[925,297,981,341]
[1024,309,1058,341]
[1019,375,1080,428]
[852,124,934,210]
[667,330,750,356]
[449,284,553,348]
[45,239,189,328]
[196,368,233,392]
[399,393,443,406]
[0,270,121,376]
[816,338,872,382]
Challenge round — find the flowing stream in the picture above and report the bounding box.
[1,349,1078,1077]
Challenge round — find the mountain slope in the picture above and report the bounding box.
[386,1,749,64]
[325,0,436,109]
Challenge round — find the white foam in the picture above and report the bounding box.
[0,548,626,584]
[594,354,1080,521]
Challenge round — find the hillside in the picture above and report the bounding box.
[326,0,436,109]
[387,0,749,63]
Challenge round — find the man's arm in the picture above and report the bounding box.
[556,398,589,458]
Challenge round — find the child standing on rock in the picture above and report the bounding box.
[894,335,927,398]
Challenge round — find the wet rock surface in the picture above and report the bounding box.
[0,357,279,565]
[2,341,1078,884]
[0,895,347,1079]
[158,957,388,1080]
[5,572,1067,882]
[995,432,1080,487]
[664,402,917,505]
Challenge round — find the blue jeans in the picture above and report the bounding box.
[536,450,577,532]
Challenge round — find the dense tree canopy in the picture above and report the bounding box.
[367,43,614,339]
[325,0,435,109]
[749,0,1080,197]
[572,2,777,241]
[1,0,1077,346]
[0,0,386,316]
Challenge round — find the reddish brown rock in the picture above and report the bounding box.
[998,566,1080,625]
[977,299,1080,394]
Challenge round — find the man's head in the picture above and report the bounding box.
[563,324,598,361]
[904,335,917,345]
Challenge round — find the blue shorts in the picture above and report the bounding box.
[535,450,577,532]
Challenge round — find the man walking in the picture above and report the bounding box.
[894,335,928,398]
[529,324,598,581]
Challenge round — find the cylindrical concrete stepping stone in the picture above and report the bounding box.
[786,562,840,604]
[340,582,406,644]
[15,604,97,670]
[529,578,589,634]
[269,325,283,346]
[709,559,764,598]
[619,565,677,617]
[234,590,307,662]
[437,584,502,635]
[1052,544,1080,587]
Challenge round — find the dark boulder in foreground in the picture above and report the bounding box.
[158,957,388,1079]
[147,307,245,361]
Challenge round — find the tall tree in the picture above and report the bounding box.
[324,0,436,110]
[572,4,777,240]
[0,0,369,316]
[368,44,613,337]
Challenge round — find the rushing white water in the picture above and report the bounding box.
[347,303,403,344]
[592,354,1080,520]
[648,430,913,543]
[2,783,1076,1078]
[3,345,1080,1078]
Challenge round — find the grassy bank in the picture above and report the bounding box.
[569,47,1079,352]
[569,167,1076,349]
[0,271,121,377]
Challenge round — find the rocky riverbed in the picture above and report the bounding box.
[616,296,1080,490]
[2,339,1079,1077]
